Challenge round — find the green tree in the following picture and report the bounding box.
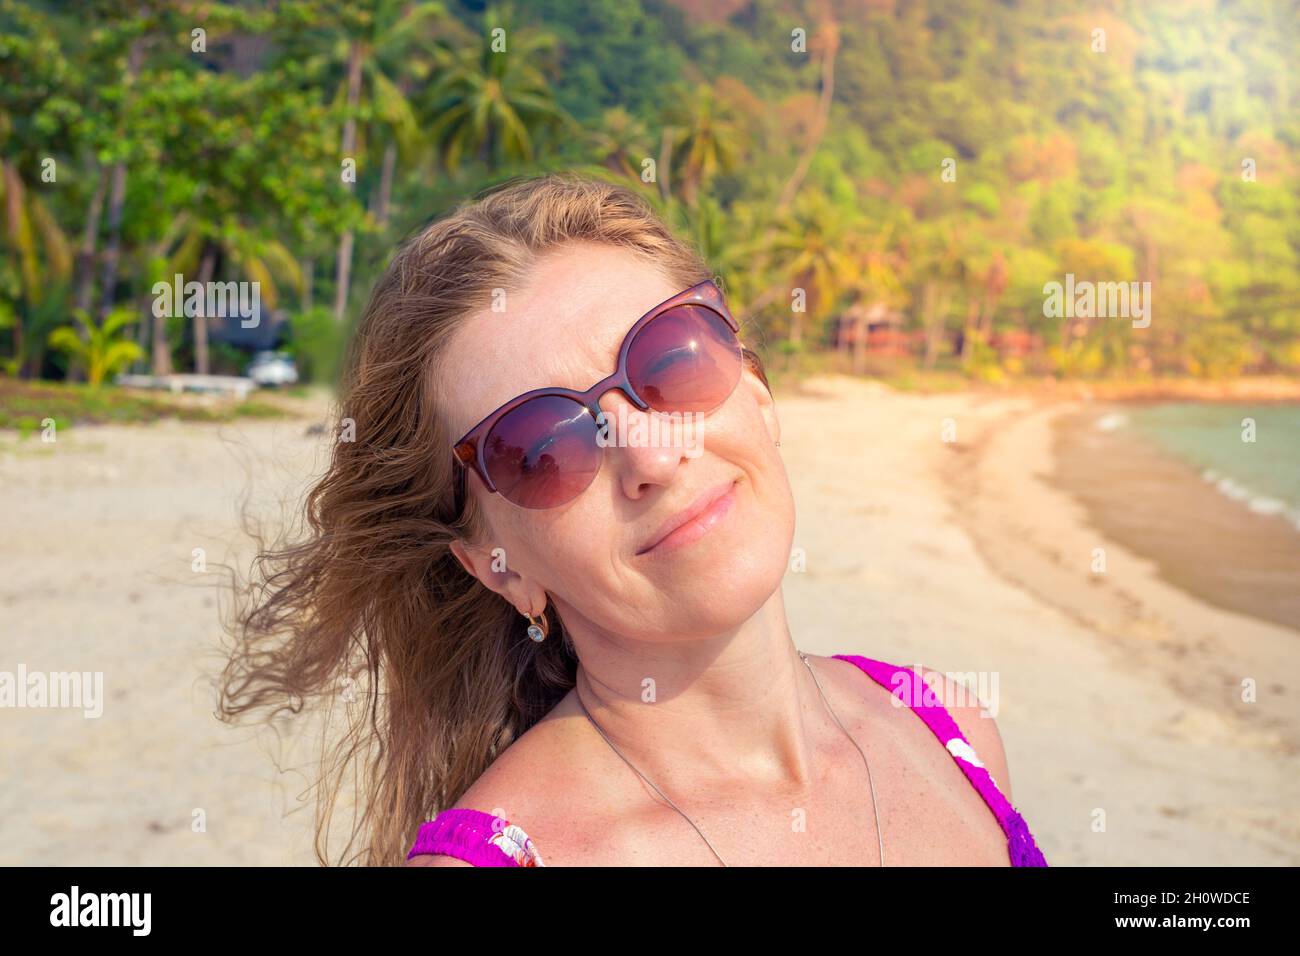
[47,306,142,387]
[423,2,571,174]
[661,82,748,207]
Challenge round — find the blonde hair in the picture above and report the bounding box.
[216,171,770,865]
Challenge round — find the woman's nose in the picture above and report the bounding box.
[596,390,694,499]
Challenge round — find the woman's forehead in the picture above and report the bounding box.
[441,252,680,438]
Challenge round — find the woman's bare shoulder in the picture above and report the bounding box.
[816,653,1013,798]
[440,692,624,862]
[909,662,1013,801]
[402,705,585,868]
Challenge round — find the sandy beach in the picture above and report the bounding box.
[2,375,1297,865]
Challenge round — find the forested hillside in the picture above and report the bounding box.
[2,0,1296,383]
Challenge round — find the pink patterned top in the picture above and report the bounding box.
[406,653,1049,866]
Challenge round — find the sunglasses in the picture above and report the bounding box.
[450,278,743,513]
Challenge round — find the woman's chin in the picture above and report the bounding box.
[643,540,790,613]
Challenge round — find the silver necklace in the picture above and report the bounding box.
[574,650,885,866]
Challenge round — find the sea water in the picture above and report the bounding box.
[1122,402,1300,530]
[1054,401,1300,631]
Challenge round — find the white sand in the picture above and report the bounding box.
[1,375,1295,865]
[0,407,335,865]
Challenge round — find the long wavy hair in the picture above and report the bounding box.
[215,171,771,866]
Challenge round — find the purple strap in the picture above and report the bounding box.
[832,653,1048,866]
[406,808,543,866]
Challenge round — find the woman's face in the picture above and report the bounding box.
[441,241,795,642]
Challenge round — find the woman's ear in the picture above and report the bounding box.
[745,364,780,446]
[765,402,781,447]
[450,537,506,589]
[448,538,475,578]
[449,537,547,619]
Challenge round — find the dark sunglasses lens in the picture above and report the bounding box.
[483,395,601,509]
[626,305,742,413]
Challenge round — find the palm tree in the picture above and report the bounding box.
[730,12,840,313]
[847,229,907,372]
[976,250,1009,345]
[323,0,457,323]
[0,158,73,375]
[912,222,964,369]
[424,2,571,174]
[365,2,464,226]
[161,215,303,375]
[47,307,142,387]
[774,16,839,212]
[661,83,748,207]
[754,191,866,348]
[656,192,767,304]
[587,108,653,180]
[325,1,460,322]
[95,35,146,324]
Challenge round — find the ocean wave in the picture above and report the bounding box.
[1202,468,1300,531]
[1094,412,1129,432]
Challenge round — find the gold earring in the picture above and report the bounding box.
[524,609,549,642]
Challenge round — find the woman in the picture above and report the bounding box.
[218,171,1048,867]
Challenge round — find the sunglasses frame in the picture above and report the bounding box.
[450,278,741,515]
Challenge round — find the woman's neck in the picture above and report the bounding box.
[562,589,834,797]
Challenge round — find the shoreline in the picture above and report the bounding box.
[1052,404,1300,630]
[1018,376,1300,402]
[947,398,1300,730]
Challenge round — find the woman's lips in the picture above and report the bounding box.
[635,479,740,557]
